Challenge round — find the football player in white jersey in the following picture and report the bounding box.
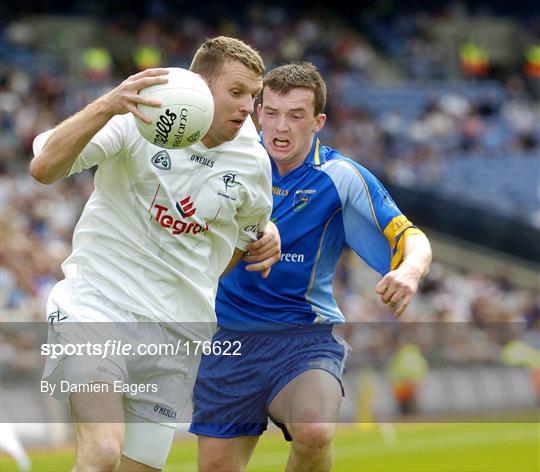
[30,37,280,471]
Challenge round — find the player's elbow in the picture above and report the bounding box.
[31,130,65,184]
[29,156,59,185]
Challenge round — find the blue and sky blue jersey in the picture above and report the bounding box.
[216,136,422,331]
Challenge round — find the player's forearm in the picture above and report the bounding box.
[221,248,246,277]
[30,99,114,184]
[399,232,432,279]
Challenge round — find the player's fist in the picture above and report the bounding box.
[375,263,422,317]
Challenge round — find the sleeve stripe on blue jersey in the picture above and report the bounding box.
[305,206,342,313]
[333,160,393,269]
[339,160,382,232]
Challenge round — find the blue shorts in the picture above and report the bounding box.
[189,324,348,439]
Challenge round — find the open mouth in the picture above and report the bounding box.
[272,138,290,148]
[230,119,244,128]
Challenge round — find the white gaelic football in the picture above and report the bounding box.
[135,67,214,149]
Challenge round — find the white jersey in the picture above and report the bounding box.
[33,114,272,340]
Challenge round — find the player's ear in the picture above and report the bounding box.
[257,103,263,124]
[314,113,326,133]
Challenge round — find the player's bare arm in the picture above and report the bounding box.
[222,248,247,277]
[30,68,168,185]
[222,222,281,278]
[375,232,432,317]
[243,221,281,278]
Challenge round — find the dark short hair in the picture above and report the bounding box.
[263,62,326,115]
[190,36,264,80]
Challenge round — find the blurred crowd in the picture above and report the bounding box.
[2,6,539,221]
[323,78,539,178]
[1,4,539,371]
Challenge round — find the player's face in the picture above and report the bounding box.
[201,60,262,148]
[258,87,326,175]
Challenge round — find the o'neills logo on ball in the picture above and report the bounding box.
[172,108,189,147]
[154,109,177,147]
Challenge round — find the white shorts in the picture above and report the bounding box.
[42,278,201,468]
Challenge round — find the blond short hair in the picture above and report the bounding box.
[263,62,326,116]
[190,36,264,80]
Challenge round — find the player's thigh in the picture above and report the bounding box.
[120,328,199,469]
[268,369,342,424]
[198,435,260,472]
[71,389,124,421]
[71,387,125,454]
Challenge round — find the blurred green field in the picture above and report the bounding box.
[1,423,539,471]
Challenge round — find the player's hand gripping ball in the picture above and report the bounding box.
[135,67,214,149]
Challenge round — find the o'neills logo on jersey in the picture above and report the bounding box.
[153,203,209,236]
[272,186,289,197]
[191,154,214,168]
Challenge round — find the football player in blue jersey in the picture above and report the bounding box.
[190,62,432,472]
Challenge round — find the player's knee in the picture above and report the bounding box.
[199,455,244,472]
[289,423,336,451]
[75,436,124,471]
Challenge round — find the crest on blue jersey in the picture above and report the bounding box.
[378,188,398,210]
[293,189,316,212]
[151,150,171,170]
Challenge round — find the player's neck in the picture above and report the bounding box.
[201,134,219,149]
[274,156,307,176]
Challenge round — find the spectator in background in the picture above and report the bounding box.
[387,343,428,415]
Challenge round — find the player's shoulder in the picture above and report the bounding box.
[230,118,270,174]
[237,117,268,154]
[109,113,136,132]
[99,113,142,147]
[319,146,380,187]
[318,146,401,223]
